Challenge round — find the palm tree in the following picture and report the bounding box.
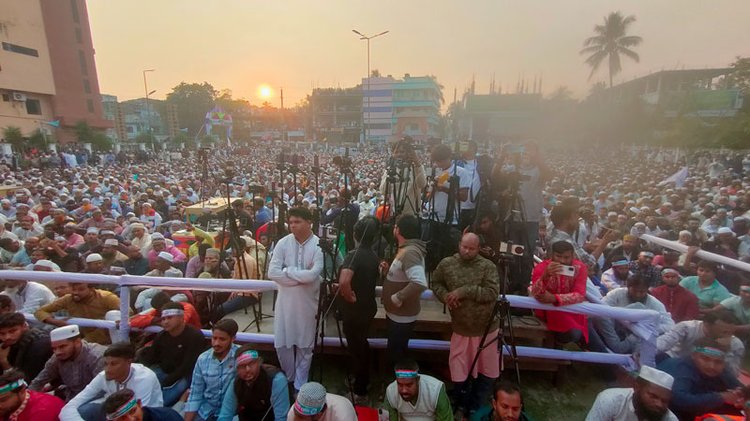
[580,11,643,87]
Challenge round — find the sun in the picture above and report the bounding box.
[259,85,272,99]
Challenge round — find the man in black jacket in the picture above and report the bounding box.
[138,302,206,406]
[0,312,52,381]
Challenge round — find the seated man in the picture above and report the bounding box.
[0,368,65,421]
[658,338,745,420]
[102,388,181,421]
[185,320,241,421]
[0,312,52,381]
[470,381,532,421]
[34,282,121,345]
[0,278,55,314]
[129,292,201,330]
[651,268,700,323]
[144,252,183,278]
[657,311,745,376]
[529,240,588,346]
[679,260,732,313]
[712,280,750,337]
[384,360,453,421]
[29,325,105,402]
[62,343,163,421]
[137,302,206,407]
[599,257,631,292]
[218,345,290,421]
[586,365,677,420]
[287,381,355,421]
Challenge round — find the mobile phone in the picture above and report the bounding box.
[558,265,576,277]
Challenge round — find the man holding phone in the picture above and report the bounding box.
[529,241,589,346]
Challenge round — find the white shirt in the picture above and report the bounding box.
[431,164,471,224]
[603,288,675,334]
[61,363,163,421]
[657,319,745,376]
[268,232,324,348]
[286,393,356,421]
[459,159,481,211]
[586,388,677,421]
[1,281,55,314]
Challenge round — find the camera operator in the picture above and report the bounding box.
[428,144,471,269]
[337,216,380,404]
[457,141,482,232]
[379,137,426,218]
[490,141,550,293]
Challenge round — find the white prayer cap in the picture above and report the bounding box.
[157,251,174,263]
[86,227,99,234]
[105,310,121,322]
[50,325,80,342]
[638,365,674,391]
[717,227,735,236]
[151,233,165,241]
[104,239,119,247]
[130,223,145,230]
[33,259,61,272]
[86,253,103,263]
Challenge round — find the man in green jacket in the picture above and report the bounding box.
[433,232,500,419]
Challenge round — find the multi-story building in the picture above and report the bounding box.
[362,75,396,143]
[118,98,166,141]
[456,93,543,145]
[392,75,442,142]
[309,87,362,144]
[0,0,110,144]
[101,94,126,142]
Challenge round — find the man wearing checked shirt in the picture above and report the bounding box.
[184,320,240,421]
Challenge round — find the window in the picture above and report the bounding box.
[82,78,91,94]
[1,94,9,102]
[25,99,41,115]
[75,27,82,44]
[86,99,95,113]
[1,42,39,57]
[78,50,87,75]
[70,0,80,23]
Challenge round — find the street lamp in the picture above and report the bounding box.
[142,69,155,145]
[352,29,388,144]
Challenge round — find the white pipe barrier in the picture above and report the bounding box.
[640,233,750,273]
[5,270,653,368]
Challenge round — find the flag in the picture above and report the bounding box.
[45,120,60,128]
[658,166,688,188]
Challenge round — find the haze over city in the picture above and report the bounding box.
[88,0,750,105]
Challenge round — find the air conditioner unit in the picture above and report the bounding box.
[11,92,26,102]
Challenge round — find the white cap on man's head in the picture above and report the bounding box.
[50,325,80,342]
[86,253,103,263]
[104,239,119,247]
[157,251,174,263]
[638,365,674,390]
[33,259,61,272]
[86,227,99,234]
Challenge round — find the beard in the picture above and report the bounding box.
[633,393,667,421]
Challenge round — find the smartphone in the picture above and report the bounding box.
[558,265,576,277]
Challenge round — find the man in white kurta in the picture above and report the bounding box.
[268,207,324,391]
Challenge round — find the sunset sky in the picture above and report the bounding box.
[87,0,750,107]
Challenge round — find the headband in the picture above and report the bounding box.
[741,286,750,293]
[160,309,184,318]
[106,396,137,420]
[236,350,259,365]
[662,268,680,276]
[394,369,419,379]
[294,400,324,416]
[694,346,726,359]
[641,252,655,258]
[0,380,26,395]
[612,260,629,267]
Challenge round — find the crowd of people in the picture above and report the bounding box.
[0,140,749,420]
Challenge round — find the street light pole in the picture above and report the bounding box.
[352,29,388,145]
[142,69,155,147]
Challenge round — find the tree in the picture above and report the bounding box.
[1,126,24,151]
[74,121,111,151]
[581,11,643,87]
[27,130,47,149]
[725,56,750,94]
[166,82,217,136]
[548,86,575,102]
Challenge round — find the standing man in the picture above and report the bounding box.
[138,302,206,406]
[267,207,324,392]
[184,319,240,421]
[381,215,428,366]
[432,233,500,418]
[587,365,677,420]
[337,216,380,404]
[29,325,105,402]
